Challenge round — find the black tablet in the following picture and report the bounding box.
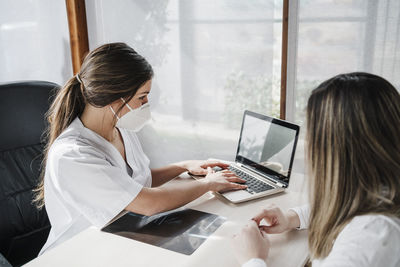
[101,208,226,255]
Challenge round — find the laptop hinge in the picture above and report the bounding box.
[276,182,285,188]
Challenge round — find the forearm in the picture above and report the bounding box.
[151,161,189,187]
[125,179,210,216]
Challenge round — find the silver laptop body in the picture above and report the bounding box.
[218,110,300,203]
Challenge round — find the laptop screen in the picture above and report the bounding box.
[236,110,299,186]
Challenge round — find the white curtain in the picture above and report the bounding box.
[0,0,72,85]
[284,0,400,175]
[85,0,399,175]
[86,0,283,167]
[288,0,400,124]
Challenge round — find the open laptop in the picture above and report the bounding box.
[211,110,299,203]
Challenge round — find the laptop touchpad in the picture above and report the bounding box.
[222,190,252,202]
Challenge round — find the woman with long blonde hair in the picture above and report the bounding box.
[36,42,246,255]
[232,72,400,266]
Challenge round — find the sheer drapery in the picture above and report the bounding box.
[86,0,283,167]
[286,0,400,175]
[0,0,72,85]
[86,0,399,174]
[288,0,400,124]
[1,0,398,177]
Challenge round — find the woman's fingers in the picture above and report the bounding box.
[231,220,271,265]
[259,225,278,234]
[226,176,246,183]
[250,206,291,234]
[227,182,247,190]
[207,167,215,174]
[220,170,245,179]
[220,182,247,192]
[252,206,278,225]
[232,182,247,189]
[189,167,208,175]
[201,161,229,169]
[259,228,270,238]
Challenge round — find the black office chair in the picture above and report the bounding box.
[0,81,59,266]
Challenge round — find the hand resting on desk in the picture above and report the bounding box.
[232,220,270,265]
[231,204,301,265]
[252,204,300,234]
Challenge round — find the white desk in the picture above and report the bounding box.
[25,173,309,267]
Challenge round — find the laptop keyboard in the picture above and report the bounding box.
[228,166,274,194]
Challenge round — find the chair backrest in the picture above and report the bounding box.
[0,81,59,266]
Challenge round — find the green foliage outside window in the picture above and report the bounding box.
[223,71,320,127]
[223,71,280,129]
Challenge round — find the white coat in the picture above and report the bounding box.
[39,117,152,255]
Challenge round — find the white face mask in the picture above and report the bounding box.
[110,98,151,132]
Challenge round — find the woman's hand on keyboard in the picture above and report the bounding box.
[183,160,229,176]
[204,167,247,193]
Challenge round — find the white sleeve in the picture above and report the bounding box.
[242,258,267,267]
[49,144,144,228]
[289,204,310,230]
[314,216,400,267]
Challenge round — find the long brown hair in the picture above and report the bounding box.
[34,42,153,208]
[306,72,400,259]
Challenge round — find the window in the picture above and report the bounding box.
[0,0,72,85]
[86,0,284,166]
[288,0,400,124]
[80,0,400,173]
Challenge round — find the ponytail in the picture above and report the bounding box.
[48,75,86,139]
[34,75,85,208]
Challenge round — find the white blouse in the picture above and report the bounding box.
[39,117,152,255]
[243,205,400,267]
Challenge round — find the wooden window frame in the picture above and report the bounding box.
[66,0,89,75]
[280,0,289,120]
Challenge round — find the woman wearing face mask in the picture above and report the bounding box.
[231,72,400,267]
[35,42,246,254]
